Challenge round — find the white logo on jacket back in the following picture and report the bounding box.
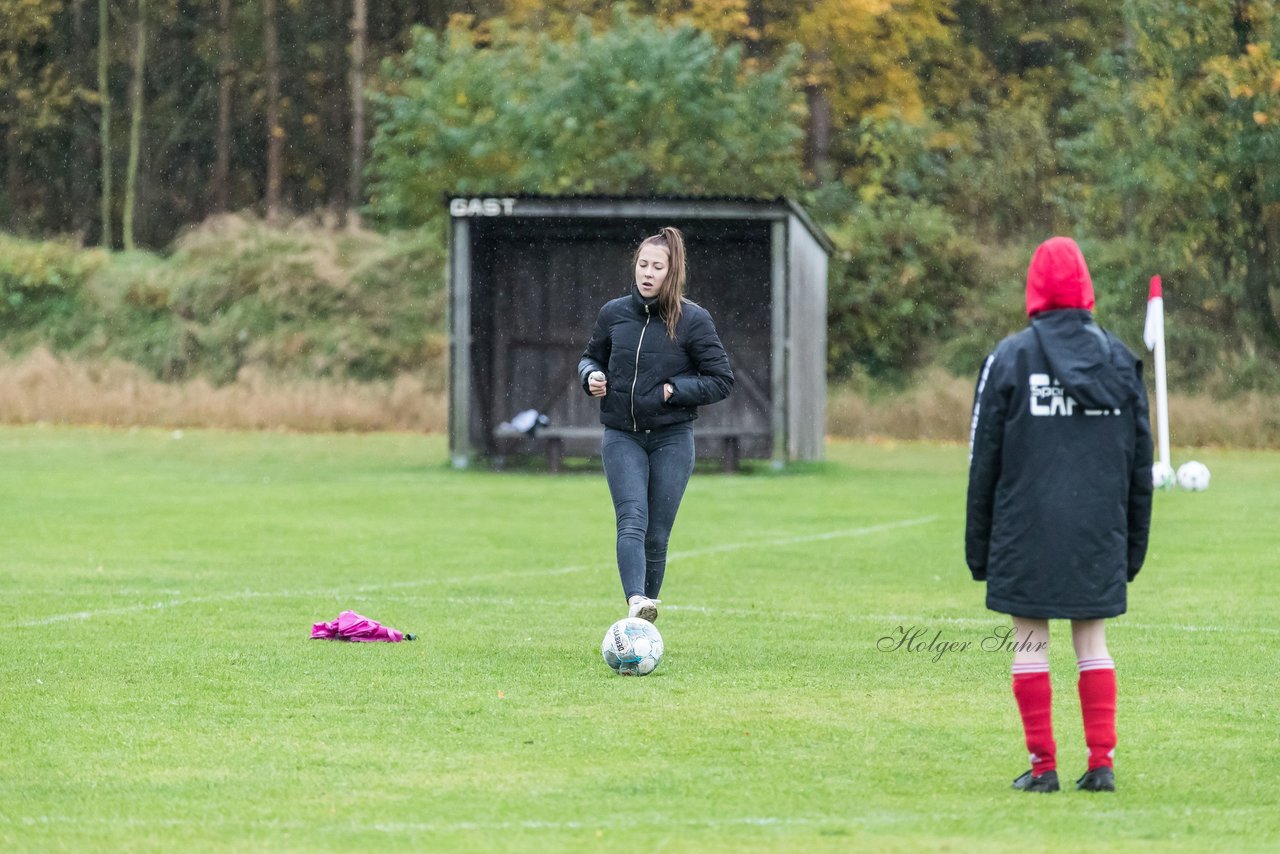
[1029,373,1121,417]
[1029,373,1075,416]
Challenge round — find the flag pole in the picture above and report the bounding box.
[1144,275,1171,472]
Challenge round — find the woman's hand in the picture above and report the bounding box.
[588,371,608,398]
[663,382,674,401]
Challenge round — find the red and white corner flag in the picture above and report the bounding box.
[1144,276,1172,480]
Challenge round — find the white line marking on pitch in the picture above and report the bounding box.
[666,515,939,559]
[6,814,818,832]
[6,802,1272,834]
[14,516,938,628]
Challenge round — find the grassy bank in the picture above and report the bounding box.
[1,215,447,385]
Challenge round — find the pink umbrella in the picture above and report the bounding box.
[311,609,415,643]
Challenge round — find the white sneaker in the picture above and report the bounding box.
[627,596,658,623]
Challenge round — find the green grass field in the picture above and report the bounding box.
[2,426,1276,852]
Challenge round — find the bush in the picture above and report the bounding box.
[823,194,985,383]
[0,236,106,341]
[936,242,1027,376]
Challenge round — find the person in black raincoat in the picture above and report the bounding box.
[966,236,1153,794]
[578,227,734,625]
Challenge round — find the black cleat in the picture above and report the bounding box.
[1012,769,1060,792]
[1076,766,1116,792]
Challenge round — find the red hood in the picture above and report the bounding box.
[1026,237,1094,316]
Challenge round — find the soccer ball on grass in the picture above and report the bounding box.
[1176,460,1210,491]
[601,617,664,676]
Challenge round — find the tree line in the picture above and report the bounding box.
[3,0,455,247]
[2,1,1278,386]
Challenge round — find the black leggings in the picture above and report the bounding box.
[601,422,695,600]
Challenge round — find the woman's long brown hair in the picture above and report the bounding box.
[632,226,686,339]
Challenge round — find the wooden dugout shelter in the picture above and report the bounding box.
[447,195,832,470]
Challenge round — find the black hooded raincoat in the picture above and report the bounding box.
[966,239,1154,619]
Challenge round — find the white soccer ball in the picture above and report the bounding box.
[601,617,664,676]
[1176,460,1211,491]
[1152,461,1176,491]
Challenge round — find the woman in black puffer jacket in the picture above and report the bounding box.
[578,227,734,624]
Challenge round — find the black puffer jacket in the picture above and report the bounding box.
[578,286,734,432]
[966,308,1154,619]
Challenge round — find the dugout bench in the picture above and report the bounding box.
[492,425,764,473]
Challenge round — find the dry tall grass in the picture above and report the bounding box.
[827,368,1280,449]
[0,348,445,433]
[4,350,1277,447]
[827,371,976,443]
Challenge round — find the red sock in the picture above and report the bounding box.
[1078,659,1117,770]
[1012,667,1056,775]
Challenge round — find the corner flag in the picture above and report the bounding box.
[1144,276,1171,478]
